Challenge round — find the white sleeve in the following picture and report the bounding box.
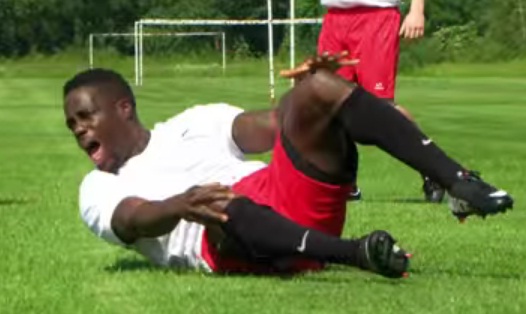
[79,170,132,247]
[211,103,245,159]
[183,103,245,159]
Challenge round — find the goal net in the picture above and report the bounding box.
[88,31,226,76]
[134,17,322,102]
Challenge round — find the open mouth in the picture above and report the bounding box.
[85,140,103,163]
[86,140,100,155]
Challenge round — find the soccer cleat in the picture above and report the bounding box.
[447,171,514,220]
[422,176,445,203]
[357,230,410,279]
[347,185,362,202]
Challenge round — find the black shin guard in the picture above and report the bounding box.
[222,197,362,267]
[337,87,464,188]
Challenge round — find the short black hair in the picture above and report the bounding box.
[63,68,136,108]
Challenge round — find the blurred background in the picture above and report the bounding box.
[0,0,524,80]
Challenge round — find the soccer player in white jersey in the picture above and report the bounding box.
[317,0,445,203]
[63,55,513,278]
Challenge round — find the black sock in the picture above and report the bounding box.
[337,87,464,188]
[222,197,364,268]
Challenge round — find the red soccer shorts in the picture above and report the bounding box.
[318,7,401,99]
[201,133,353,273]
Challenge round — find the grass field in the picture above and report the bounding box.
[0,59,525,313]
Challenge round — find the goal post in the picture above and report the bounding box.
[134,18,321,98]
[88,31,226,71]
[289,0,295,88]
[267,0,275,102]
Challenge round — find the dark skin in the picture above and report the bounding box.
[64,86,150,173]
[64,57,356,245]
[280,51,415,121]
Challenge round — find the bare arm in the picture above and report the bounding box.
[111,185,232,244]
[400,0,425,39]
[232,109,279,154]
[409,0,425,13]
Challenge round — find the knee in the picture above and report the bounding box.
[305,70,355,109]
[277,70,355,128]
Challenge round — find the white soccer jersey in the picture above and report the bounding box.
[79,104,266,270]
[321,0,400,8]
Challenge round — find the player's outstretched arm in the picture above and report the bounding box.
[111,184,232,244]
[232,109,278,154]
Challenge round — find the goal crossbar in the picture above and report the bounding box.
[89,31,226,71]
[134,18,322,102]
[138,18,322,26]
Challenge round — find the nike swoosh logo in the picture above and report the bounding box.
[296,230,310,253]
[489,190,507,197]
[422,139,433,145]
[349,188,361,197]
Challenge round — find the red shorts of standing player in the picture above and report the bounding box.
[318,0,425,101]
[318,6,401,99]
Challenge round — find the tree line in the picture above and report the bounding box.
[0,0,524,64]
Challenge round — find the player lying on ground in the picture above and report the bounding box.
[64,58,513,278]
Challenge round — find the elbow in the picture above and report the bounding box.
[111,198,145,244]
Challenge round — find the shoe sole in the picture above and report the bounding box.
[449,194,514,219]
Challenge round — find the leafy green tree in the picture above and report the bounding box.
[214,0,288,55]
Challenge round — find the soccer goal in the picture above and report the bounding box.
[134,0,322,102]
[89,31,226,71]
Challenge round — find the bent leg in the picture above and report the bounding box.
[270,70,512,225]
[278,70,465,188]
[277,70,359,180]
[219,197,410,278]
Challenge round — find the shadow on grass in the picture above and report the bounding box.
[295,265,410,285]
[105,258,161,273]
[104,257,410,285]
[105,257,248,277]
[394,198,441,204]
[365,197,440,204]
[103,257,294,280]
[103,257,325,280]
[411,268,523,280]
[0,197,31,206]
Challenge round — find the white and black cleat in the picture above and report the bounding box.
[423,176,446,203]
[347,186,362,202]
[447,171,514,221]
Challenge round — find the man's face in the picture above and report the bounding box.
[64,87,131,173]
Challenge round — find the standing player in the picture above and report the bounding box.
[64,59,512,278]
[317,0,443,202]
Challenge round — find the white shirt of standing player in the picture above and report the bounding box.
[321,0,400,8]
[79,104,266,270]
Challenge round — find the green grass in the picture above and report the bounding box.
[409,59,526,78]
[0,59,525,314]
